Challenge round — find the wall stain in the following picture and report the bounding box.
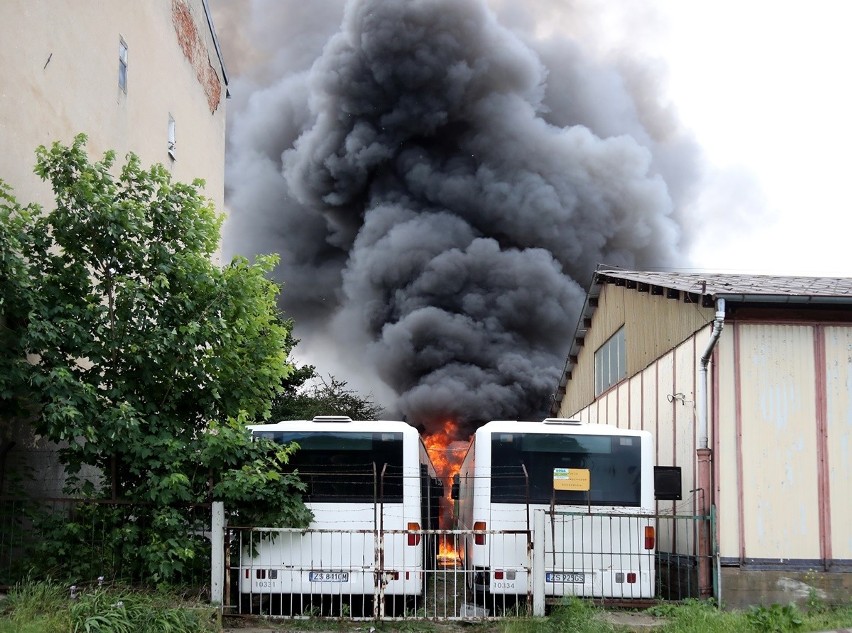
[172,0,221,113]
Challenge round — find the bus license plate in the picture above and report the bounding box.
[546,572,584,583]
[309,571,349,582]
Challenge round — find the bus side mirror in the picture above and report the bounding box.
[451,474,459,500]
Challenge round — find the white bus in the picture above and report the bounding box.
[456,418,656,601]
[238,416,442,615]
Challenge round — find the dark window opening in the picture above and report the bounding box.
[490,433,641,506]
[254,430,404,503]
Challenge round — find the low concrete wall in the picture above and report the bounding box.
[720,568,852,610]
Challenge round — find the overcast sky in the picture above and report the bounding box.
[651,1,852,276]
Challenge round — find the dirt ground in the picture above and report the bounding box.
[221,610,669,632]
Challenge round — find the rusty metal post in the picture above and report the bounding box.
[696,448,712,598]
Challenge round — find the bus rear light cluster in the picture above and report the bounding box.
[473,521,486,545]
[644,526,655,550]
[407,522,421,546]
[493,570,516,580]
[615,572,637,584]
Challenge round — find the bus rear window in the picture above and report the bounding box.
[255,431,404,503]
[490,433,641,506]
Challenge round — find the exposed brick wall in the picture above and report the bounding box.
[172,0,222,114]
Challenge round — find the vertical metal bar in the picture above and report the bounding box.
[377,463,387,619]
[712,504,721,605]
[533,510,545,616]
[521,463,530,535]
[210,501,225,607]
[372,462,379,619]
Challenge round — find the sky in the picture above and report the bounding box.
[645,1,852,276]
[210,0,852,421]
[214,0,852,278]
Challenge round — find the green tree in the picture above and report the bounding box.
[1,135,311,582]
[0,182,38,494]
[269,373,385,421]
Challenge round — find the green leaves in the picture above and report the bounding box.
[1,136,309,583]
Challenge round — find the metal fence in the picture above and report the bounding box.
[0,496,212,591]
[225,526,529,620]
[1,496,714,618]
[542,510,715,605]
[223,509,715,620]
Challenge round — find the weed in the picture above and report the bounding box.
[746,603,803,633]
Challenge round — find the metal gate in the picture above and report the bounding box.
[215,508,715,620]
[532,509,716,611]
[223,525,530,620]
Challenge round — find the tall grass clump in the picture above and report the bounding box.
[0,580,70,633]
[0,581,218,633]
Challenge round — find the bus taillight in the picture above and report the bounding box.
[474,521,486,545]
[644,525,655,550]
[407,522,421,546]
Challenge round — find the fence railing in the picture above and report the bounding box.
[2,497,715,619]
[225,525,530,620]
[0,496,212,590]
[223,509,716,620]
[537,510,715,607]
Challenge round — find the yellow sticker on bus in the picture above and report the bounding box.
[553,467,590,491]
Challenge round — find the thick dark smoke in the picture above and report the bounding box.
[218,0,702,435]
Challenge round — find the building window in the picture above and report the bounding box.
[168,115,176,160]
[118,38,128,92]
[595,326,626,395]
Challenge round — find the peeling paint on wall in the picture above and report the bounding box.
[172,0,221,113]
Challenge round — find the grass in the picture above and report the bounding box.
[0,580,219,633]
[499,597,852,633]
[649,597,852,633]
[4,585,852,633]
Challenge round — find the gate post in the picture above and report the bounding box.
[697,448,712,598]
[211,501,225,607]
[533,510,545,616]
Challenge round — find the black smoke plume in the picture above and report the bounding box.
[219,0,701,435]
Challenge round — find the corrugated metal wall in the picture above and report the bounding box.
[559,283,713,416]
[558,296,852,566]
[733,323,821,561]
[824,326,852,560]
[565,340,700,515]
[716,321,851,564]
[715,329,740,561]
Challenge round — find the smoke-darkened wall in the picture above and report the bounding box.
[217,0,702,435]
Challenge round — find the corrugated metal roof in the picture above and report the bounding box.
[596,270,852,299]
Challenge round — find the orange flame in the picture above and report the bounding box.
[424,420,462,479]
[437,538,462,567]
[424,420,466,541]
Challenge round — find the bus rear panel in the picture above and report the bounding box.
[239,418,439,611]
[457,419,655,600]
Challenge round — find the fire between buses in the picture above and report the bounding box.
[456,418,656,601]
[239,416,442,615]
